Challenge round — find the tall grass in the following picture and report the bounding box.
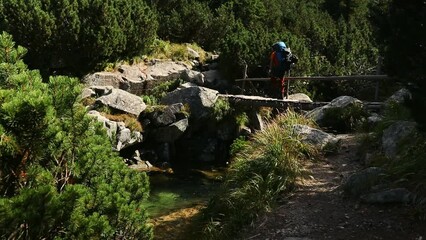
[198,110,319,240]
[102,39,208,72]
[147,39,207,62]
[389,131,426,219]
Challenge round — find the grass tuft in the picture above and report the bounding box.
[197,110,319,239]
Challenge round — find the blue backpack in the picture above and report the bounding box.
[272,42,298,75]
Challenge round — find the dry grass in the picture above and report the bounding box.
[101,113,142,132]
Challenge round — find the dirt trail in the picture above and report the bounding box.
[241,134,426,240]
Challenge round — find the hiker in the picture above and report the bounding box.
[268,41,298,99]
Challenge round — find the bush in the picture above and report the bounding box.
[212,98,232,122]
[383,0,426,130]
[0,32,152,239]
[0,0,158,77]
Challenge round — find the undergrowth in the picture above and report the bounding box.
[358,100,426,219]
[103,40,208,72]
[196,110,319,240]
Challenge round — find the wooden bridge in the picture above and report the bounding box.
[221,74,392,111]
[218,94,384,111]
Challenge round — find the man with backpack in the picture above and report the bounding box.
[268,41,298,99]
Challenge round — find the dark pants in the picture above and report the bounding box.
[269,76,286,99]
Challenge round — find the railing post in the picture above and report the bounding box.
[375,56,382,101]
[286,70,290,99]
[241,61,248,94]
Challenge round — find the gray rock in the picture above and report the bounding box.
[152,119,189,142]
[161,86,218,120]
[88,111,143,151]
[89,86,114,96]
[306,96,363,125]
[87,110,118,138]
[181,69,204,85]
[81,88,95,99]
[117,64,146,80]
[146,60,189,81]
[186,47,200,59]
[139,103,185,128]
[248,111,264,132]
[292,124,339,151]
[287,93,313,103]
[385,88,411,105]
[152,108,177,127]
[82,72,124,89]
[116,124,143,151]
[343,167,385,197]
[202,69,228,88]
[382,121,417,159]
[180,82,199,89]
[367,113,382,125]
[96,88,146,116]
[361,188,413,204]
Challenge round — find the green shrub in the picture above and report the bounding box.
[321,104,369,133]
[0,32,152,239]
[145,79,184,101]
[212,98,232,121]
[0,0,158,76]
[235,112,249,128]
[199,110,318,239]
[229,136,248,158]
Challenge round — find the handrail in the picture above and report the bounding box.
[235,75,390,82]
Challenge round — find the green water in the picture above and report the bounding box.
[143,170,223,218]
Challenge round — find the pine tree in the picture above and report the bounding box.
[0,32,153,239]
[0,0,158,77]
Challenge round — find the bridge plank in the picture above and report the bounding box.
[218,94,383,111]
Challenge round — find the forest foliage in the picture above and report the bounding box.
[0,0,379,81]
[0,0,425,238]
[1,0,422,101]
[0,32,152,239]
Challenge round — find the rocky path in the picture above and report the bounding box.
[241,134,425,240]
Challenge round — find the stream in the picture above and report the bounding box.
[143,168,225,240]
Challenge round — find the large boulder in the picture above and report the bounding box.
[382,121,417,159]
[115,124,143,151]
[83,61,191,95]
[360,188,413,204]
[87,110,118,138]
[292,124,339,151]
[160,86,218,120]
[139,103,187,128]
[95,88,146,116]
[151,119,189,142]
[145,60,189,81]
[306,96,363,125]
[139,103,189,142]
[287,93,313,102]
[82,70,148,95]
[181,69,204,85]
[343,167,385,197]
[306,96,366,132]
[87,110,143,151]
[82,72,124,89]
[202,69,228,89]
[385,88,411,106]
